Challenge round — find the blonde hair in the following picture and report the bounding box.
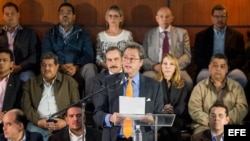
[105,5,124,28]
[155,54,185,88]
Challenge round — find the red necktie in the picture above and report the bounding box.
[162,31,169,56]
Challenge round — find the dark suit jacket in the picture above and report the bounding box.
[48,126,102,141]
[2,74,23,111]
[93,73,164,141]
[0,131,43,141]
[191,129,212,141]
[0,74,23,133]
[194,26,246,72]
[161,80,188,117]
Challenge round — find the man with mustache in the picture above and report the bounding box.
[42,2,97,98]
[188,53,248,135]
[194,4,247,88]
[21,52,79,141]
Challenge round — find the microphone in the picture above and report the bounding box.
[49,72,127,119]
[120,73,129,85]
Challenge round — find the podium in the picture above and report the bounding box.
[114,114,176,141]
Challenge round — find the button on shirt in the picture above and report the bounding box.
[37,78,58,118]
[158,26,171,62]
[0,74,10,111]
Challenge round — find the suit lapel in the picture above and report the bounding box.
[170,26,177,53]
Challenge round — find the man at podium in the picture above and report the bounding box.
[93,42,164,141]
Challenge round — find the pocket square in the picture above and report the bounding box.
[146,98,151,101]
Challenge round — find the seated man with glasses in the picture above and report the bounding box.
[194,4,247,88]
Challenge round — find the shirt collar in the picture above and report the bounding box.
[7,132,26,141]
[159,25,171,33]
[213,26,227,34]
[69,128,83,139]
[0,73,10,82]
[3,24,22,32]
[211,131,224,141]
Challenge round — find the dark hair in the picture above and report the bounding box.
[122,42,145,59]
[40,52,59,65]
[211,4,227,15]
[210,53,228,64]
[0,48,14,61]
[65,103,82,116]
[209,102,229,116]
[2,2,19,13]
[104,47,122,61]
[58,2,75,14]
[12,109,28,129]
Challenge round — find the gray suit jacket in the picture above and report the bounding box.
[143,26,191,70]
[93,73,163,141]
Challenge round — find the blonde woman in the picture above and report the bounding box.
[156,54,188,141]
[96,5,133,70]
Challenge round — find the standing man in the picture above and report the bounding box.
[191,102,229,141]
[49,104,102,141]
[188,53,248,135]
[93,42,163,141]
[0,2,41,81]
[0,109,43,141]
[143,6,193,91]
[0,48,23,134]
[194,4,247,88]
[42,2,97,97]
[22,52,79,141]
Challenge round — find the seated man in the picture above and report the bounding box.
[0,2,40,81]
[21,52,80,141]
[0,109,43,141]
[42,2,97,97]
[0,48,23,133]
[49,103,102,141]
[188,53,248,135]
[191,102,229,141]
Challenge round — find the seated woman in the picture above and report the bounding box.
[155,54,188,141]
[96,5,133,70]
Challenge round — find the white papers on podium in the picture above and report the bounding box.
[119,96,145,114]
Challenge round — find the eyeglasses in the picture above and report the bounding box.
[59,11,73,15]
[122,56,140,63]
[212,15,227,19]
[0,58,10,62]
[108,14,120,18]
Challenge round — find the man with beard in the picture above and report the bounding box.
[42,2,97,98]
[21,52,79,141]
[48,103,102,141]
[188,53,248,135]
[194,4,247,88]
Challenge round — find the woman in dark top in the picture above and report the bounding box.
[155,54,188,141]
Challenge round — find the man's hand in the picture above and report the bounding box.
[152,64,161,72]
[12,65,22,73]
[0,111,6,124]
[60,63,79,76]
[53,118,67,131]
[37,118,49,129]
[141,113,154,125]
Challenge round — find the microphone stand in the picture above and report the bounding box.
[48,72,127,141]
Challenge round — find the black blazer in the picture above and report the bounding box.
[49,127,102,141]
[0,131,43,141]
[194,26,246,72]
[2,74,23,111]
[93,73,164,141]
[161,80,188,116]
